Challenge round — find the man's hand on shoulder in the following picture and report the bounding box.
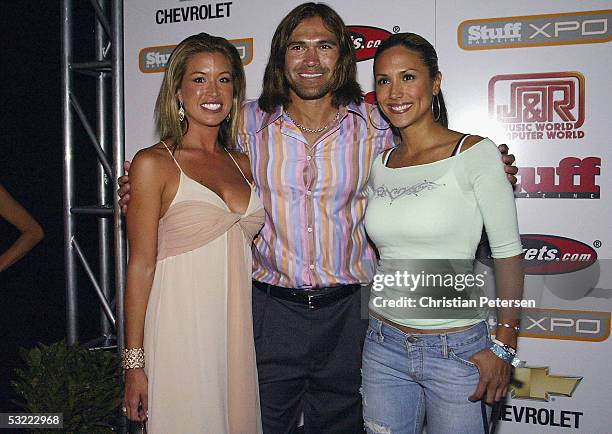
[498,143,518,185]
[118,160,132,215]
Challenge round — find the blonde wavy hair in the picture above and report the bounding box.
[155,33,246,149]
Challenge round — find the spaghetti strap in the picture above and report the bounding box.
[383,148,396,167]
[225,149,253,188]
[451,134,471,157]
[161,140,184,172]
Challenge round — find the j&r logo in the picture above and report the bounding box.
[488,72,585,141]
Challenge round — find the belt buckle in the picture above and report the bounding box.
[307,293,316,309]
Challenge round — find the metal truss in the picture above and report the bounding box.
[61,0,126,354]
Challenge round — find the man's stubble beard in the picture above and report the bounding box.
[286,73,335,102]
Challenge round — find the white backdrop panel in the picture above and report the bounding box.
[124,1,611,432]
[437,1,611,432]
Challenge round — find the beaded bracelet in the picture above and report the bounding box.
[122,347,145,369]
[497,322,520,332]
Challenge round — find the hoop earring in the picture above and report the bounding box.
[431,94,441,122]
[178,100,185,122]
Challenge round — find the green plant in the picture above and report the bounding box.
[11,340,123,433]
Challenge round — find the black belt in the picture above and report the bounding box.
[253,280,361,309]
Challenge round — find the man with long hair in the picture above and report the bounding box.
[239,3,386,432]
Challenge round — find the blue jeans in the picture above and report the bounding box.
[361,316,492,434]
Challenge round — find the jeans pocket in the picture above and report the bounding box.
[365,325,378,342]
[448,325,488,370]
[449,349,479,370]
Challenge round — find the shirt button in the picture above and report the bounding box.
[309,264,315,270]
[306,155,312,161]
[307,227,313,233]
[306,190,312,196]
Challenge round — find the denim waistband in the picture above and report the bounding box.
[368,315,488,348]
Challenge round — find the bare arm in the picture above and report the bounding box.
[461,138,524,404]
[0,185,44,272]
[470,254,523,404]
[492,255,524,346]
[123,150,165,422]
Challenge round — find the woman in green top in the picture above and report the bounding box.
[361,33,524,433]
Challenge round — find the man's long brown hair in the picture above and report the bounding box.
[258,2,363,113]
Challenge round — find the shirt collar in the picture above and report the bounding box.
[257,106,283,132]
[257,101,368,132]
[344,101,368,123]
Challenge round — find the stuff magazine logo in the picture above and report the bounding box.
[515,157,600,199]
[520,234,597,275]
[488,72,585,141]
[347,26,392,62]
[519,308,610,342]
[458,10,612,50]
[139,38,253,73]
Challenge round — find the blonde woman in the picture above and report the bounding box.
[123,33,264,433]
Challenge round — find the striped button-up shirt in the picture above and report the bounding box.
[238,100,393,289]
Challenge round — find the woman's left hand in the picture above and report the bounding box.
[468,348,512,404]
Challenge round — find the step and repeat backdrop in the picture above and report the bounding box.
[124,1,611,432]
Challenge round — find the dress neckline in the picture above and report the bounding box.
[381,137,486,171]
[160,140,255,215]
[178,171,255,216]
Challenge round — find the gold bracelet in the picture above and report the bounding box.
[122,347,145,369]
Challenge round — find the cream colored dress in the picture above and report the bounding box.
[143,146,264,433]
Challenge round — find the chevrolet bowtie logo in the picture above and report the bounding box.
[511,367,582,401]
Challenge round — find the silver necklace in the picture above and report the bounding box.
[285,110,340,134]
